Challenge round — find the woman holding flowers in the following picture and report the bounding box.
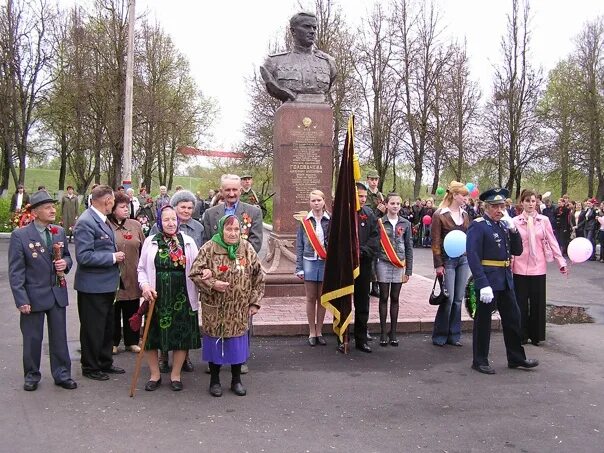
[189,215,265,397]
[137,205,200,391]
[108,192,145,354]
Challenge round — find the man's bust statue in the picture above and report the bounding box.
[260,12,337,103]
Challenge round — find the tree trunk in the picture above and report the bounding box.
[58,130,68,191]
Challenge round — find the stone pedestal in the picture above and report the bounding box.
[262,101,333,297]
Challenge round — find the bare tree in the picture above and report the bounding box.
[0,0,56,189]
[354,2,403,191]
[574,17,604,198]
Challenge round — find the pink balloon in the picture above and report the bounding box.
[567,237,593,263]
[422,215,432,226]
[470,188,479,198]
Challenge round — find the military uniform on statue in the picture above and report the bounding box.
[466,187,539,375]
[352,183,380,353]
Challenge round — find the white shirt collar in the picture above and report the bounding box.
[90,205,107,223]
[305,211,330,220]
[440,207,466,215]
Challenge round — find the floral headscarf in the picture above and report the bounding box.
[211,214,239,260]
[156,205,179,236]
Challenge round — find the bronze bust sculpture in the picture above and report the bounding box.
[261,12,337,103]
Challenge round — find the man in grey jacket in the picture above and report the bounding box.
[74,185,126,381]
[9,190,77,391]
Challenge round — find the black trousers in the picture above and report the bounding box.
[353,258,372,342]
[513,274,547,343]
[113,299,140,347]
[78,291,115,373]
[472,288,526,367]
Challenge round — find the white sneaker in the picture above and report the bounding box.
[112,346,119,355]
[127,345,141,353]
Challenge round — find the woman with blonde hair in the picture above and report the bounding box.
[431,181,471,346]
[295,190,330,346]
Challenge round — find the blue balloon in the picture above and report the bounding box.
[466,182,475,191]
[443,230,467,258]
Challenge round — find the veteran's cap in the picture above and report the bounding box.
[479,187,510,204]
[240,173,253,179]
[366,170,379,179]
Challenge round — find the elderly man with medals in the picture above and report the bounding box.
[466,188,539,374]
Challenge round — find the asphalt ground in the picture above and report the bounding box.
[1,240,603,452]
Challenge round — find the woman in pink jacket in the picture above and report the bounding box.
[512,189,568,346]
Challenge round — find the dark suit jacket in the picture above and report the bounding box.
[9,223,72,311]
[74,208,119,293]
[202,201,263,253]
[358,206,379,261]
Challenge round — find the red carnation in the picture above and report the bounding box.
[50,226,59,235]
[218,265,229,273]
[359,214,368,220]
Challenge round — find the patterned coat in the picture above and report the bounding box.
[189,240,264,338]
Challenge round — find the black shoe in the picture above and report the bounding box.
[471,363,496,374]
[55,379,77,390]
[102,365,125,374]
[355,343,372,353]
[508,359,539,369]
[337,343,345,353]
[182,356,194,372]
[230,382,246,396]
[379,334,388,347]
[389,338,399,347]
[209,383,222,397]
[83,370,110,381]
[366,333,374,342]
[316,336,327,346]
[308,336,317,347]
[432,342,445,347]
[23,382,38,391]
[170,380,183,391]
[144,378,162,391]
[531,340,540,346]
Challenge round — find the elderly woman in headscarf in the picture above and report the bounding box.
[189,215,264,397]
[137,205,201,392]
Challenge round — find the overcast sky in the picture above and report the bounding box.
[65,0,604,150]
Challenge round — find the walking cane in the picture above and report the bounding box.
[129,297,156,398]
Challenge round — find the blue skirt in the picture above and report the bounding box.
[303,258,325,282]
[202,334,249,365]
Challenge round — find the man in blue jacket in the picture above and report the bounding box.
[74,185,126,381]
[9,190,77,391]
[466,188,539,375]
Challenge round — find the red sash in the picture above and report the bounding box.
[378,219,406,268]
[302,218,327,260]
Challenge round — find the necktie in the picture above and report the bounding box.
[45,227,52,249]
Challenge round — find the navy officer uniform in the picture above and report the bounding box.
[466,188,538,374]
[8,190,77,390]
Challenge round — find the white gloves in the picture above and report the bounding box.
[480,286,494,304]
[500,212,516,231]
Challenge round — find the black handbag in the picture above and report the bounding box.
[429,275,449,306]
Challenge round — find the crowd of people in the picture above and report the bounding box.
[7,170,599,397]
